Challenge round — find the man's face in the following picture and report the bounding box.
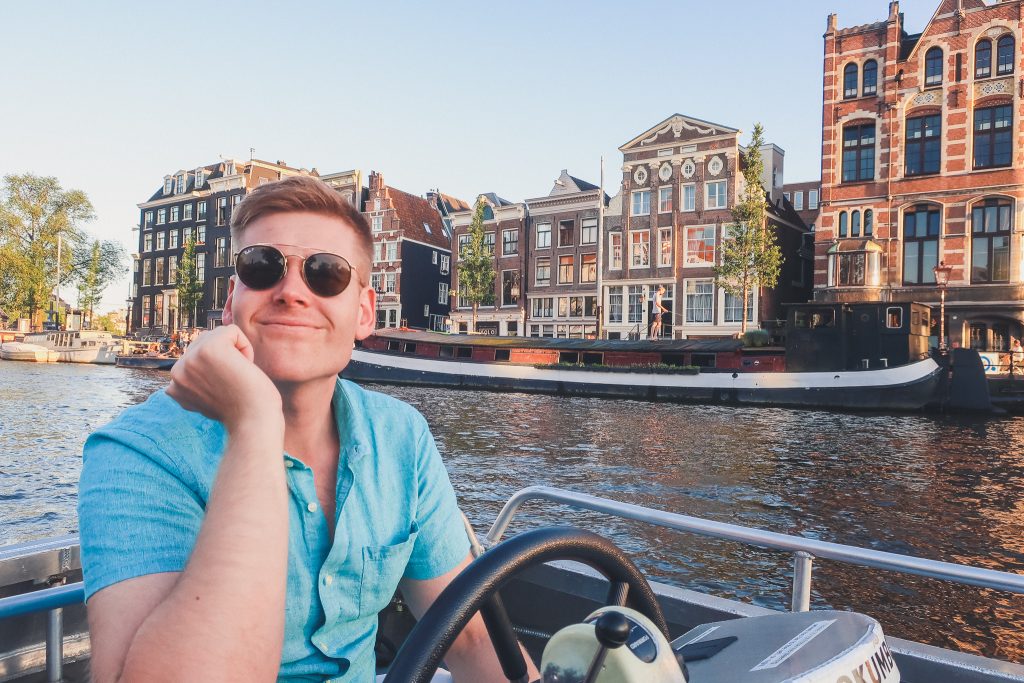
[223,211,375,386]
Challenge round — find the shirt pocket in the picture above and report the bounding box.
[358,524,419,618]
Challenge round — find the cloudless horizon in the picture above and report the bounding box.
[2,1,943,311]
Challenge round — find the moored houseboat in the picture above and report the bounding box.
[21,330,120,365]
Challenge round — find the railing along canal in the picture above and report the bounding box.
[7,485,1024,680]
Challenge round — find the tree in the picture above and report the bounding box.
[177,235,204,329]
[457,198,496,332]
[69,239,125,326]
[713,123,783,335]
[92,311,125,334]
[76,241,104,327]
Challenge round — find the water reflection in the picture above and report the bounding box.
[2,362,1023,662]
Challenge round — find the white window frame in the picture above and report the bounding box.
[384,272,396,293]
[438,282,449,304]
[372,215,383,232]
[580,217,597,245]
[440,254,450,275]
[156,209,166,225]
[684,279,714,324]
[502,228,519,255]
[535,257,551,287]
[386,241,398,262]
[610,232,623,270]
[175,174,186,194]
[706,180,728,210]
[629,230,650,267]
[183,203,193,220]
[794,191,804,211]
[809,189,819,210]
[536,222,551,249]
[195,169,205,187]
[658,227,672,267]
[163,177,173,195]
[721,287,757,324]
[684,225,716,267]
[170,206,179,223]
[144,211,154,227]
[681,184,696,212]
[658,186,673,214]
[631,190,651,216]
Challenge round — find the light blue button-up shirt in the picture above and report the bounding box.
[79,379,470,681]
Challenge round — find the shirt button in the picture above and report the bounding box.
[285,460,294,468]
[307,502,318,513]
[324,575,333,585]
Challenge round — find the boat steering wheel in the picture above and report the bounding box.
[382,526,671,683]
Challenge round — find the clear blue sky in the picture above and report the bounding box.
[1,0,940,310]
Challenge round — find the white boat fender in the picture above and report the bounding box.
[540,605,687,683]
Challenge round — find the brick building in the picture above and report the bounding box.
[605,114,810,339]
[133,159,312,335]
[783,180,822,230]
[449,193,528,336]
[523,170,605,338]
[817,0,1024,350]
[361,171,454,331]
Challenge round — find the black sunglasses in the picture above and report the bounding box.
[233,244,357,298]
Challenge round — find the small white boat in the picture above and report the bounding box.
[21,330,120,364]
[0,342,59,362]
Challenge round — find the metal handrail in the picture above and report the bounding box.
[484,486,1024,611]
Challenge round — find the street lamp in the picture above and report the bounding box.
[125,298,133,337]
[933,260,953,352]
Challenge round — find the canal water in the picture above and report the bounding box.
[2,360,1023,663]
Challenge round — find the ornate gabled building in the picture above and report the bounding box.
[605,114,810,339]
[523,170,606,338]
[361,171,454,331]
[448,193,528,336]
[817,0,1024,351]
[133,158,313,335]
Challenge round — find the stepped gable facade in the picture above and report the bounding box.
[818,0,1024,351]
[361,171,454,331]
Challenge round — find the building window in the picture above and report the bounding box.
[998,35,1015,76]
[610,233,622,270]
[558,255,573,284]
[809,189,819,210]
[440,254,450,275]
[216,197,228,225]
[371,272,382,293]
[385,272,396,293]
[196,253,205,282]
[531,297,553,318]
[906,114,941,176]
[169,229,179,250]
[836,253,867,285]
[864,209,873,236]
[197,201,207,220]
[705,181,727,209]
[502,228,519,255]
[175,174,186,194]
[685,225,715,266]
[628,285,644,323]
[581,217,597,244]
[155,257,165,286]
[214,277,228,309]
[232,194,242,207]
[843,63,859,98]
[457,234,471,259]
[838,212,848,238]
[903,204,941,285]
[658,227,672,267]
[483,232,495,255]
[438,282,449,305]
[851,210,862,237]
[580,253,596,283]
[142,295,152,327]
[842,123,875,182]
[630,230,650,267]
[156,208,166,225]
[168,256,177,284]
[681,184,696,212]
[536,222,551,249]
[183,203,193,221]
[862,60,878,96]
[163,177,173,195]
[724,291,754,324]
[154,296,164,328]
[974,105,1012,169]
[144,211,154,227]
[536,258,550,287]
[971,198,1012,283]
[557,220,573,247]
[685,281,713,323]
[371,216,382,232]
[658,186,673,213]
[976,39,992,78]
[155,231,165,251]
[386,241,398,261]
[925,47,943,86]
[215,237,228,268]
[794,191,804,211]
[195,169,205,187]
[502,270,520,306]
[609,288,623,323]
[631,190,650,216]
[143,259,152,286]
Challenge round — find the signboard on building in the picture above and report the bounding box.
[475,322,499,336]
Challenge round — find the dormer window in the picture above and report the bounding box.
[195,168,205,187]
[924,47,943,87]
[163,177,173,195]
[225,161,235,175]
[175,174,186,194]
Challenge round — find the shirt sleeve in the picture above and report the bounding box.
[78,427,205,601]
[403,426,471,581]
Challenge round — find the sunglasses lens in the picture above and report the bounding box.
[235,245,285,290]
[304,253,353,297]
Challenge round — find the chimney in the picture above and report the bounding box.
[889,2,899,20]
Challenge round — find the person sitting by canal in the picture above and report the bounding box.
[650,285,668,339]
[1012,337,1024,378]
[77,176,538,682]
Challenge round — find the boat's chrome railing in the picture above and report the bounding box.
[484,486,1024,612]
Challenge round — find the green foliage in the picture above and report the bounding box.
[92,311,126,334]
[712,123,783,334]
[0,173,124,328]
[742,329,770,347]
[457,198,496,331]
[176,236,204,328]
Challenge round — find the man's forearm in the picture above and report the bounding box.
[119,423,289,682]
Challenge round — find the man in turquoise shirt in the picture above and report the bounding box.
[78,175,536,682]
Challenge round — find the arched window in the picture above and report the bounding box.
[842,123,876,182]
[997,35,1015,75]
[906,113,941,176]
[976,39,992,78]
[925,47,943,86]
[839,211,848,237]
[862,60,878,96]
[851,210,862,237]
[864,209,874,236]
[844,63,859,99]
[971,198,1012,283]
[903,204,941,285]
